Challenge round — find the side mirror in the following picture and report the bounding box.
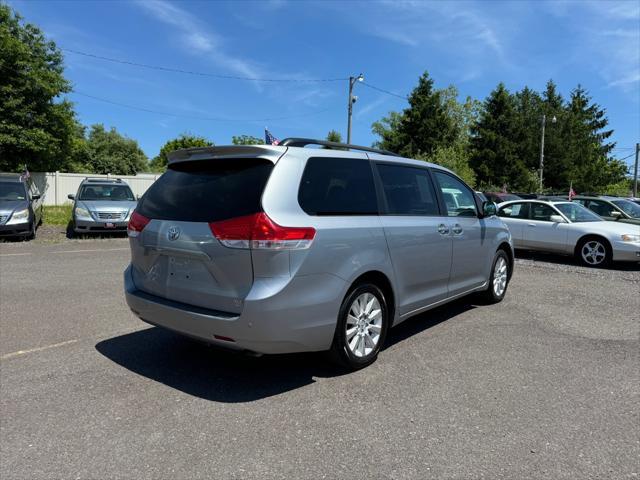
[136,195,141,200]
[482,201,497,217]
[611,211,622,219]
[31,194,41,200]
[550,215,565,223]
[67,194,75,200]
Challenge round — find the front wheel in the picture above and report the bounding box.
[329,284,389,371]
[478,250,510,304]
[577,237,611,268]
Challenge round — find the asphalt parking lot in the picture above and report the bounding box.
[1,239,638,479]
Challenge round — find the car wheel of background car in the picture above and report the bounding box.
[577,237,611,268]
[329,283,389,371]
[478,249,510,304]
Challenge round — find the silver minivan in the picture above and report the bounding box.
[124,139,513,369]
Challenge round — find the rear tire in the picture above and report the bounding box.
[576,237,611,268]
[329,283,389,371]
[478,249,510,304]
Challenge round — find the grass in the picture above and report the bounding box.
[43,204,73,226]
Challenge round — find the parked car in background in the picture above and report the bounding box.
[68,178,137,234]
[570,195,640,226]
[124,138,514,370]
[0,172,43,239]
[484,192,522,204]
[629,197,640,206]
[498,199,640,267]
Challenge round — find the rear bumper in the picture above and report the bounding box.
[612,241,640,262]
[124,265,347,354]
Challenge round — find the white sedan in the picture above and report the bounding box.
[497,199,640,267]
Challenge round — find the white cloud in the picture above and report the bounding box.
[135,0,264,84]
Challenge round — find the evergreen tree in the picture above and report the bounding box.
[470,83,531,190]
[371,72,459,157]
[326,130,342,143]
[231,135,263,146]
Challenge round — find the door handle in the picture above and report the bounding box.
[527,223,536,227]
[452,224,463,235]
[437,223,450,235]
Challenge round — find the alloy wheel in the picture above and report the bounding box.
[581,241,606,266]
[493,256,508,297]
[345,292,382,358]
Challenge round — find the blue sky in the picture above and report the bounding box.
[9,0,640,170]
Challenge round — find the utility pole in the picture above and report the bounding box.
[634,142,639,197]
[538,114,557,192]
[346,74,364,144]
[538,114,546,192]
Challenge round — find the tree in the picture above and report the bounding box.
[371,72,459,157]
[562,85,624,192]
[150,133,213,171]
[470,83,532,190]
[231,135,263,145]
[0,4,80,172]
[84,124,148,175]
[418,145,476,187]
[326,130,342,143]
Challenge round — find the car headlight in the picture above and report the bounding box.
[6,208,29,224]
[75,206,91,219]
[621,234,640,243]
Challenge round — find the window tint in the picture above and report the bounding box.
[376,164,439,215]
[432,171,477,217]
[298,157,378,215]
[586,200,616,217]
[137,159,273,222]
[498,202,530,219]
[79,184,135,201]
[530,203,557,222]
[0,182,27,201]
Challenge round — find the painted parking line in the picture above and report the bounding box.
[0,252,32,257]
[0,339,79,361]
[53,248,129,254]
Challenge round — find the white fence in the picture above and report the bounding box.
[31,172,161,206]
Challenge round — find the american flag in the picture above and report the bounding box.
[568,182,576,201]
[265,128,279,145]
[20,166,30,181]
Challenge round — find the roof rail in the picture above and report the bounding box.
[84,177,122,183]
[279,138,398,157]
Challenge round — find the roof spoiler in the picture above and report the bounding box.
[167,145,286,164]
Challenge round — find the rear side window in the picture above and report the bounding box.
[498,202,530,219]
[137,159,273,222]
[298,157,378,215]
[376,164,439,216]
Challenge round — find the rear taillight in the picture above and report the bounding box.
[127,211,150,237]
[209,212,315,250]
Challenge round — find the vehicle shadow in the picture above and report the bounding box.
[95,299,475,403]
[515,250,640,271]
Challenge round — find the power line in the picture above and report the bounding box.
[71,91,332,122]
[361,81,408,100]
[616,152,636,162]
[63,48,348,83]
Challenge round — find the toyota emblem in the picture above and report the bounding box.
[167,226,181,241]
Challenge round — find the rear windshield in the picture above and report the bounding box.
[136,159,273,222]
[79,184,135,201]
[0,182,27,201]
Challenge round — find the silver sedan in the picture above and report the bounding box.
[497,200,640,267]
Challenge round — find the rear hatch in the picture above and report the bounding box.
[129,155,275,314]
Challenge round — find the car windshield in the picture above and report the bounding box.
[611,199,640,218]
[79,184,135,201]
[0,181,27,201]
[556,203,602,222]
